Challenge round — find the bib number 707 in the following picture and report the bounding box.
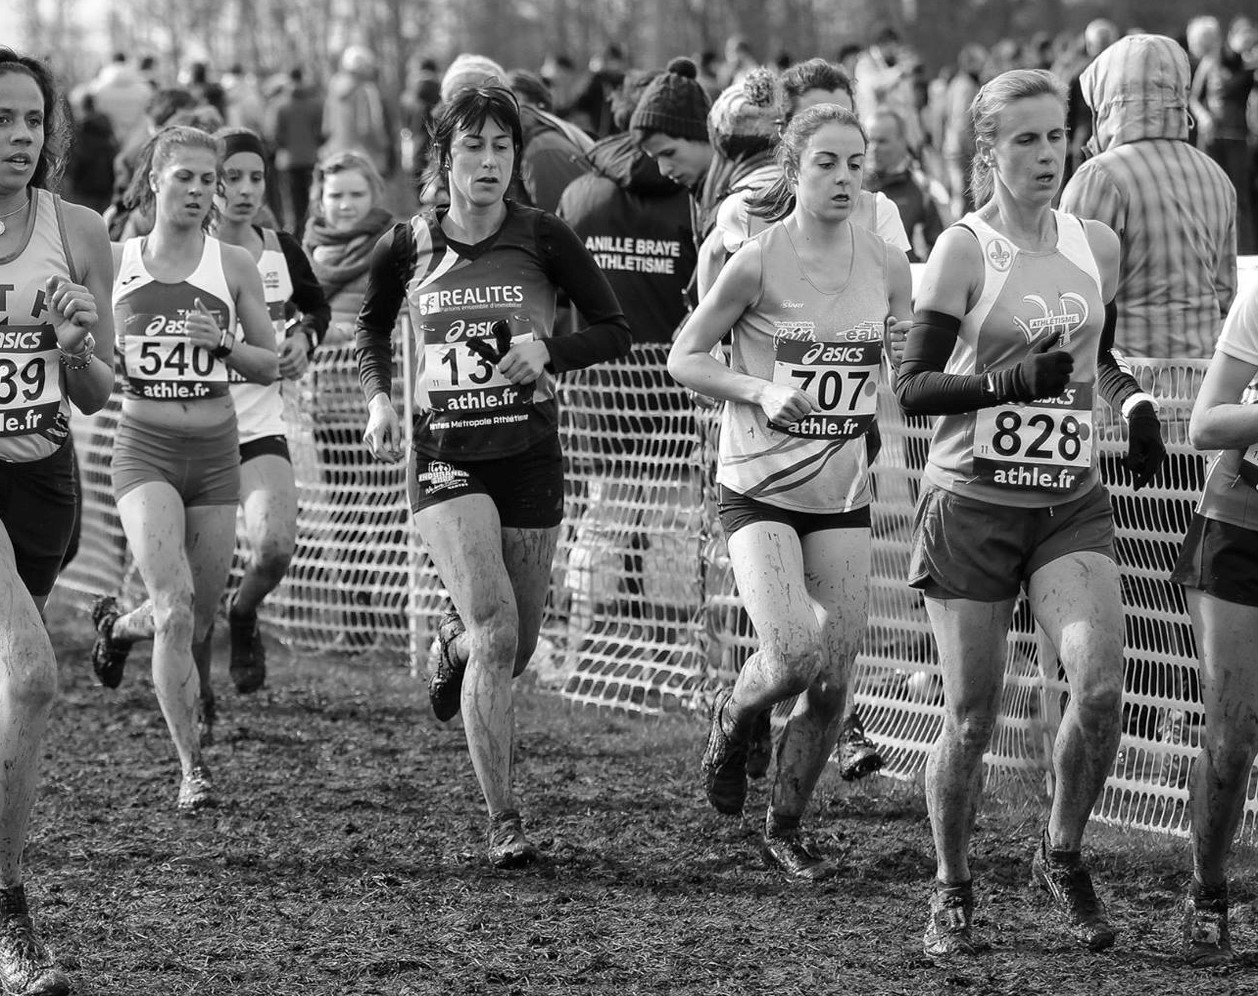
[787,367,872,413]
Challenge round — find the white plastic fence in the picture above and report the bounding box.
[56,344,1237,839]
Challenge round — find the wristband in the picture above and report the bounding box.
[1122,393,1159,419]
[59,332,95,369]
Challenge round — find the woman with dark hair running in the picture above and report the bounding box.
[88,125,278,809]
[0,47,117,995]
[208,126,329,706]
[669,103,911,878]
[895,69,1166,957]
[356,83,631,866]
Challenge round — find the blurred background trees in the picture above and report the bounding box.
[11,0,1256,98]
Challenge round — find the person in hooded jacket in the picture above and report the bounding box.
[1061,33,1236,362]
[1061,34,1237,750]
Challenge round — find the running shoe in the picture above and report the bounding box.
[428,608,467,722]
[923,880,981,958]
[701,687,749,815]
[0,889,68,996]
[1183,880,1234,967]
[1029,829,1116,951]
[228,596,267,694]
[837,710,885,782]
[486,810,538,868]
[177,765,215,811]
[762,829,839,881]
[89,595,133,690]
[745,708,772,780]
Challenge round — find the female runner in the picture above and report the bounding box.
[356,83,630,866]
[0,47,116,995]
[894,69,1165,957]
[1171,274,1258,966]
[89,126,278,809]
[211,126,329,706]
[669,104,911,878]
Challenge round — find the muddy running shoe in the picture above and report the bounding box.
[1029,830,1116,951]
[838,710,884,782]
[177,765,215,811]
[701,687,748,815]
[486,810,538,869]
[428,608,467,722]
[923,879,980,958]
[745,709,772,780]
[762,829,839,882]
[1183,880,1233,967]
[0,888,68,996]
[90,595,133,689]
[228,596,267,694]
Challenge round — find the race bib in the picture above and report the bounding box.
[770,337,881,440]
[124,334,227,400]
[0,325,61,437]
[973,382,1094,492]
[423,333,533,413]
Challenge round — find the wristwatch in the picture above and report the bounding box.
[212,329,235,359]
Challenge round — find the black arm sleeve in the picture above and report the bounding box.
[537,212,633,373]
[355,223,415,404]
[277,231,331,353]
[895,310,1006,415]
[1095,301,1143,413]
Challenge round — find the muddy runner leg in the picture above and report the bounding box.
[769,526,870,825]
[924,595,1015,884]
[117,484,204,777]
[0,527,58,886]
[232,454,298,617]
[1028,552,1123,852]
[415,495,520,815]
[1185,590,1258,885]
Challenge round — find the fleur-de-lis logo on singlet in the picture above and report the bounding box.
[1013,293,1089,346]
[986,238,1013,271]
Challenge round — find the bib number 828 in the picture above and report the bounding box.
[990,409,1083,462]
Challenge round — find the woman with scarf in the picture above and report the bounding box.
[304,151,396,647]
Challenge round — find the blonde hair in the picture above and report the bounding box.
[969,69,1067,207]
[128,125,223,232]
[311,151,385,219]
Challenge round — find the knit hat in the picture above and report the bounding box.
[441,53,507,103]
[629,57,710,142]
[707,68,780,158]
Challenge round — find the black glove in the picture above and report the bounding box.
[1125,401,1166,491]
[988,332,1075,404]
[465,320,514,365]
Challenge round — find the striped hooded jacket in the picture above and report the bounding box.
[1060,33,1236,359]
